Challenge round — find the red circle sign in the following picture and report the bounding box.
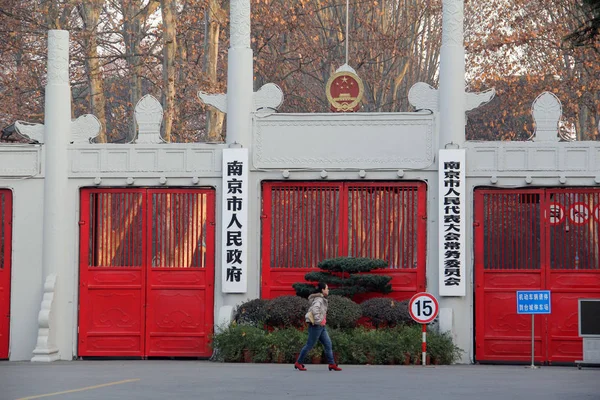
[568,202,590,226]
[409,292,439,324]
[548,203,565,226]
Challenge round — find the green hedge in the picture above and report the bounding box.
[211,324,463,365]
[327,295,361,329]
[360,298,414,328]
[233,298,269,327]
[265,296,309,328]
[318,257,388,273]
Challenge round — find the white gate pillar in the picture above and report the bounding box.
[32,30,71,362]
[439,0,466,147]
[226,0,253,147]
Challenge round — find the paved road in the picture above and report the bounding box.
[0,361,598,400]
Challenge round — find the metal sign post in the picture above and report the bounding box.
[516,290,551,369]
[409,292,440,366]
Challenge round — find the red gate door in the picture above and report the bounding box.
[0,190,12,359]
[261,182,427,300]
[145,190,215,357]
[475,190,547,362]
[79,188,215,358]
[546,189,600,363]
[475,188,600,363]
[79,190,146,356]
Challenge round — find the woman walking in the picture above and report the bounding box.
[294,282,342,371]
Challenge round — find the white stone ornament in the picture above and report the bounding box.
[532,91,562,142]
[408,82,438,111]
[47,31,69,85]
[197,91,228,113]
[14,121,44,143]
[253,83,284,111]
[198,83,284,113]
[31,274,59,362]
[71,114,101,144]
[465,88,496,111]
[408,82,495,113]
[13,114,102,144]
[230,0,251,49]
[134,94,165,144]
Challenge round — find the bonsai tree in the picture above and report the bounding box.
[292,257,392,299]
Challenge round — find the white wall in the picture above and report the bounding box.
[6,179,44,360]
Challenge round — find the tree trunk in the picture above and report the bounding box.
[161,0,177,142]
[79,0,107,143]
[205,0,225,142]
[122,0,160,142]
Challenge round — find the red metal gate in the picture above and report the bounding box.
[78,188,215,357]
[261,182,427,300]
[0,190,12,359]
[475,188,600,363]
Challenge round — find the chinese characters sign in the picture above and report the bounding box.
[516,290,551,314]
[439,149,466,296]
[222,148,248,293]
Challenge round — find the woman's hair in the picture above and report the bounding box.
[316,281,327,293]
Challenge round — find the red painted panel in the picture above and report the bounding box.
[544,188,600,363]
[476,188,600,364]
[145,189,215,357]
[0,190,12,359]
[79,188,215,358]
[261,182,427,300]
[475,189,547,362]
[476,272,546,362]
[78,189,146,357]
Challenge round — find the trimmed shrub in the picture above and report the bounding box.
[293,257,393,299]
[233,298,269,326]
[426,329,463,364]
[360,298,413,328]
[211,324,463,365]
[292,283,318,299]
[319,257,388,273]
[326,295,361,329]
[265,296,309,328]
[210,324,266,362]
[270,327,307,363]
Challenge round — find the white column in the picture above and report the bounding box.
[32,30,71,362]
[438,0,466,147]
[226,0,253,146]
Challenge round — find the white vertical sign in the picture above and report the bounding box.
[222,148,249,293]
[438,149,466,296]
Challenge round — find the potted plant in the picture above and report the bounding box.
[309,346,323,364]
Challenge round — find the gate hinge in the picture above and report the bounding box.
[260,214,268,219]
[473,221,480,227]
[78,220,86,226]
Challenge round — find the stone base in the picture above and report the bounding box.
[31,348,60,362]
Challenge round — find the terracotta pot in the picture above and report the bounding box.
[243,349,253,363]
[404,353,411,365]
[311,355,322,364]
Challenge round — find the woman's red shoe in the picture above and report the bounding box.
[294,362,307,371]
[328,364,342,371]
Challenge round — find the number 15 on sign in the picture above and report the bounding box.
[409,292,440,366]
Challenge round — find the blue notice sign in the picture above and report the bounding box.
[516,290,551,314]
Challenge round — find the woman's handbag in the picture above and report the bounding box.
[305,310,315,324]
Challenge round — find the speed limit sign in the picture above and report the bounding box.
[409,292,439,324]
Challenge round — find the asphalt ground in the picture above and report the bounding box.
[0,361,598,400]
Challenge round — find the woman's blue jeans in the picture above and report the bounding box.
[297,325,335,364]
